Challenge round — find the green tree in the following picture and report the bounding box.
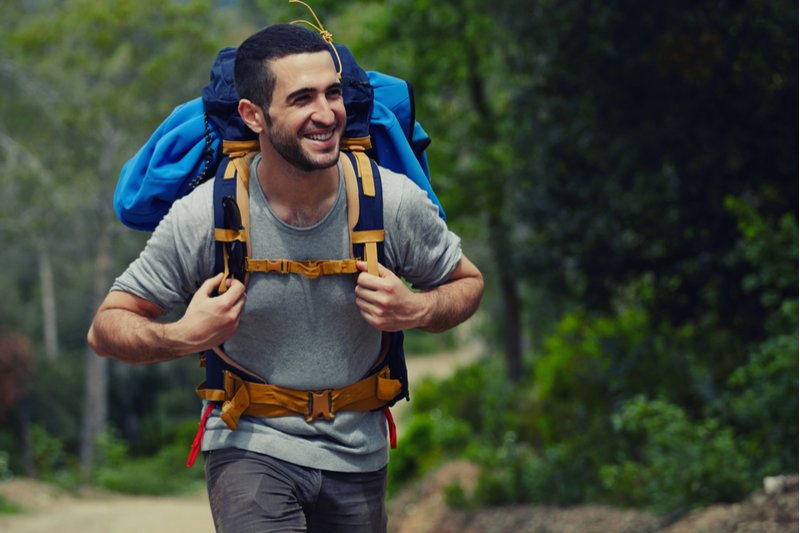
[1,0,235,478]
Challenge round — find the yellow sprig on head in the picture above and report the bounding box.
[289,0,342,78]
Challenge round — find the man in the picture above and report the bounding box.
[88,23,483,532]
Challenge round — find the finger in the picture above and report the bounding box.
[200,273,225,296]
[356,269,383,292]
[356,303,379,328]
[356,261,391,277]
[354,290,374,310]
[219,279,246,303]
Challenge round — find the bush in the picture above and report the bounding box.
[95,420,205,495]
[403,328,459,355]
[387,410,470,495]
[600,396,754,514]
[0,494,23,515]
[726,324,799,477]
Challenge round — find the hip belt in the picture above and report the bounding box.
[196,365,402,430]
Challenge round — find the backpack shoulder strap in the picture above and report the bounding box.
[341,150,385,275]
[212,140,258,293]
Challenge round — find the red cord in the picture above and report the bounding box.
[384,406,397,449]
[186,403,215,468]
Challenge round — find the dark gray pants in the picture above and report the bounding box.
[204,448,387,533]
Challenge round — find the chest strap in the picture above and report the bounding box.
[244,258,359,279]
[196,365,402,430]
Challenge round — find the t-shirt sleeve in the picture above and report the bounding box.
[111,183,215,311]
[382,169,462,290]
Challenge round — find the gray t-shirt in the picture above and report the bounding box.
[112,155,462,472]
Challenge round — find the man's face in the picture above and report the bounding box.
[263,51,345,171]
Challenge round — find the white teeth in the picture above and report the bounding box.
[307,131,333,141]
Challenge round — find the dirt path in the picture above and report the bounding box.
[0,331,486,533]
[0,479,215,533]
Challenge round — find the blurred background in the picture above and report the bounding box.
[0,0,796,528]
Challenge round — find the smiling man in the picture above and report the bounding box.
[88,24,483,533]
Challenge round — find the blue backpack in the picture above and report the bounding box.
[113,39,444,464]
[115,49,443,230]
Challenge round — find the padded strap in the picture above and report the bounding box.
[353,151,375,197]
[341,153,361,238]
[340,152,384,275]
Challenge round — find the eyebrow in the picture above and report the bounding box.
[285,82,342,103]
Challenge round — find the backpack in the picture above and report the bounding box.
[113,34,445,466]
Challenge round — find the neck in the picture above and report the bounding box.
[256,151,340,228]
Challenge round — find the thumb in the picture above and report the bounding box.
[356,260,386,277]
[200,273,225,296]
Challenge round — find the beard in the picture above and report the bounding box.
[266,120,341,172]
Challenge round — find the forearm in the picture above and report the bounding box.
[88,306,188,364]
[416,272,484,333]
[88,276,245,364]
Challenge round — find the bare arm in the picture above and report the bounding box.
[87,273,246,364]
[354,255,484,333]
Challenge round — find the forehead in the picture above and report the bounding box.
[269,51,339,97]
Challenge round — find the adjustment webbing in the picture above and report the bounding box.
[341,137,372,150]
[222,139,259,157]
[340,153,383,275]
[215,146,256,293]
[245,258,359,279]
[195,365,402,430]
[352,151,375,197]
[214,228,247,242]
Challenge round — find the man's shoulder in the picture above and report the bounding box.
[374,164,420,202]
[159,178,215,228]
[374,163,441,219]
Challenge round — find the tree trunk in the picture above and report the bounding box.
[18,403,33,477]
[488,214,524,382]
[79,221,112,481]
[37,243,59,360]
[462,39,525,381]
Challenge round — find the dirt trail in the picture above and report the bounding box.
[0,479,215,533]
[0,334,485,533]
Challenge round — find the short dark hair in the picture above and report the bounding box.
[234,24,330,109]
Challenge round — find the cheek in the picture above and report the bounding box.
[333,102,347,123]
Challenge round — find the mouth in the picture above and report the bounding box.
[305,129,336,143]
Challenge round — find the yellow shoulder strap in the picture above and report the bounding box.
[216,141,258,293]
[340,152,382,275]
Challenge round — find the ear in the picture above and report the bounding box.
[238,99,265,134]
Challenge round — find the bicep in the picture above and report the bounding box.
[97,290,165,320]
[445,254,483,284]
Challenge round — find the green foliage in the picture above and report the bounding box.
[95,420,205,495]
[400,251,796,511]
[443,479,472,511]
[403,329,459,356]
[726,314,798,475]
[0,451,11,480]
[601,396,753,513]
[29,424,67,480]
[387,410,470,495]
[0,495,23,515]
[412,357,514,442]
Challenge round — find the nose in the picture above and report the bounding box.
[311,95,337,126]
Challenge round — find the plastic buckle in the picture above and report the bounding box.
[306,390,335,422]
